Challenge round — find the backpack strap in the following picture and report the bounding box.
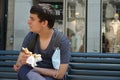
[27,33,38,53]
[54,31,64,49]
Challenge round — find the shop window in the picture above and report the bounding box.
[66,0,86,52]
[102,0,120,53]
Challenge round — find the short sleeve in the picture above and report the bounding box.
[59,35,71,64]
[21,32,36,49]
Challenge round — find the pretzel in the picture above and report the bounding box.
[22,47,32,55]
[33,54,41,59]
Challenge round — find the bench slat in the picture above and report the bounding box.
[67,75,120,80]
[0,56,18,60]
[71,52,120,58]
[71,57,120,64]
[0,61,16,66]
[70,63,120,70]
[68,69,120,76]
[0,72,17,78]
[0,50,20,55]
[0,67,15,72]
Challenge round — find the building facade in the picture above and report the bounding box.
[0,0,120,53]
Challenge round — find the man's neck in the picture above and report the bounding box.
[39,28,54,39]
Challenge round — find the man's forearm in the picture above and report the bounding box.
[34,67,58,79]
[15,52,24,66]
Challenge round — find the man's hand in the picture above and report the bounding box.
[13,50,31,72]
[13,64,21,72]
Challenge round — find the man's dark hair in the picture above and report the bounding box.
[30,3,56,29]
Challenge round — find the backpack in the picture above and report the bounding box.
[27,30,63,53]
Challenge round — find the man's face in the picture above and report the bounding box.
[27,13,43,33]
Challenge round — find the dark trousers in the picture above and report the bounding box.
[18,64,33,80]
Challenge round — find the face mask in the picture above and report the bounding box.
[52,47,60,70]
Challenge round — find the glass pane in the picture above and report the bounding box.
[102,0,120,53]
[52,2,64,33]
[66,0,86,52]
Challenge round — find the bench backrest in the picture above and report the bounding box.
[0,50,20,80]
[66,52,120,80]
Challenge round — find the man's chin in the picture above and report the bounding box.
[29,29,33,32]
[30,31,37,33]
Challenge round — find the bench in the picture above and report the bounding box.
[0,50,20,80]
[1,51,120,80]
[66,52,120,80]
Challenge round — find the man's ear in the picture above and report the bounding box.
[42,20,48,27]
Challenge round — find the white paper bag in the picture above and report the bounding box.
[26,54,42,67]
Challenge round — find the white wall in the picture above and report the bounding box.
[87,0,101,52]
[14,0,33,50]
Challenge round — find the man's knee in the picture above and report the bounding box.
[27,70,46,80]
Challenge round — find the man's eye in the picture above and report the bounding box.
[31,18,34,21]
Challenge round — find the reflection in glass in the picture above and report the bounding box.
[67,0,86,52]
[102,0,120,53]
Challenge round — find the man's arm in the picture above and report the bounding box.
[34,64,68,79]
[13,51,24,72]
[15,52,24,67]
